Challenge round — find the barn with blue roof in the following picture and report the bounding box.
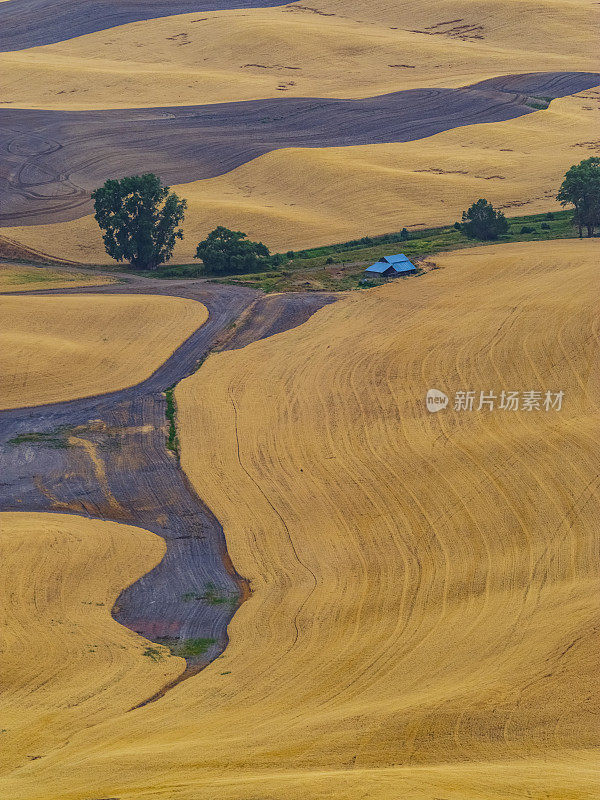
[364,253,417,277]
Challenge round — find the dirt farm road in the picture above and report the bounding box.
[0,272,335,699]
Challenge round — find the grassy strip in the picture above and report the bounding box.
[182,582,237,606]
[157,209,579,292]
[8,428,71,449]
[155,637,217,658]
[283,209,573,264]
[143,637,217,660]
[165,385,179,456]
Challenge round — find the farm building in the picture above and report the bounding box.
[364,254,417,277]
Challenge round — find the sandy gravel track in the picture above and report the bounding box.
[1,71,597,227]
[0,276,334,689]
[0,0,290,51]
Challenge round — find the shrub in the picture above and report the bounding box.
[540,222,550,230]
[520,225,536,234]
[460,199,509,240]
[195,227,271,275]
[143,646,164,662]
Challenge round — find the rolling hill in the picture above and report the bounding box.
[0,293,207,408]
[0,239,597,799]
[0,0,596,109]
[5,90,598,261]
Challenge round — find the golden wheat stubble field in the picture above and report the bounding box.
[0,0,596,109]
[0,293,208,408]
[2,239,597,800]
[6,89,599,262]
[0,512,183,774]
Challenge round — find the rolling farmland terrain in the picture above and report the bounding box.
[0,293,208,407]
[0,0,598,255]
[0,240,598,798]
[5,88,598,261]
[1,0,599,797]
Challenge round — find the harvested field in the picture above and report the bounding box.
[8,89,599,261]
[0,71,597,229]
[0,263,113,291]
[0,0,290,51]
[0,293,208,408]
[0,279,332,711]
[0,512,182,773]
[0,1,596,109]
[0,239,596,799]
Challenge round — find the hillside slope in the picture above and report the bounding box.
[0,512,182,773]
[0,0,596,109]
[0,239,597,799]
[6,91,598,261]
[0,293,207,408]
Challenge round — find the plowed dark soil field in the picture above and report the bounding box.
[1,71,598,226]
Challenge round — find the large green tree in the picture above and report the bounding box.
[557,157,600,237]
[91,173,186,269]
[195,226,271,274]
[460,199,508,240]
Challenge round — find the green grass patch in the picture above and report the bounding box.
[164,385,179,455]
[142,646,165,662]
[182,582,237,606]
[169,637,217,658]
[8,428,72,449]
[200,582,237,606]
[525,96,553,110]
[156,263,205,279]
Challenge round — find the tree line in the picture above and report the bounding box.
[91,158,600,272]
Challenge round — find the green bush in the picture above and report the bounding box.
[460,199,509,240]
[195,226,271,275]
[520,225,536,234]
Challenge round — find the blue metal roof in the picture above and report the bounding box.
[391,261,417,273]
[364,254,417,274]
[364,261,393,273]
[382,253,409,264]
